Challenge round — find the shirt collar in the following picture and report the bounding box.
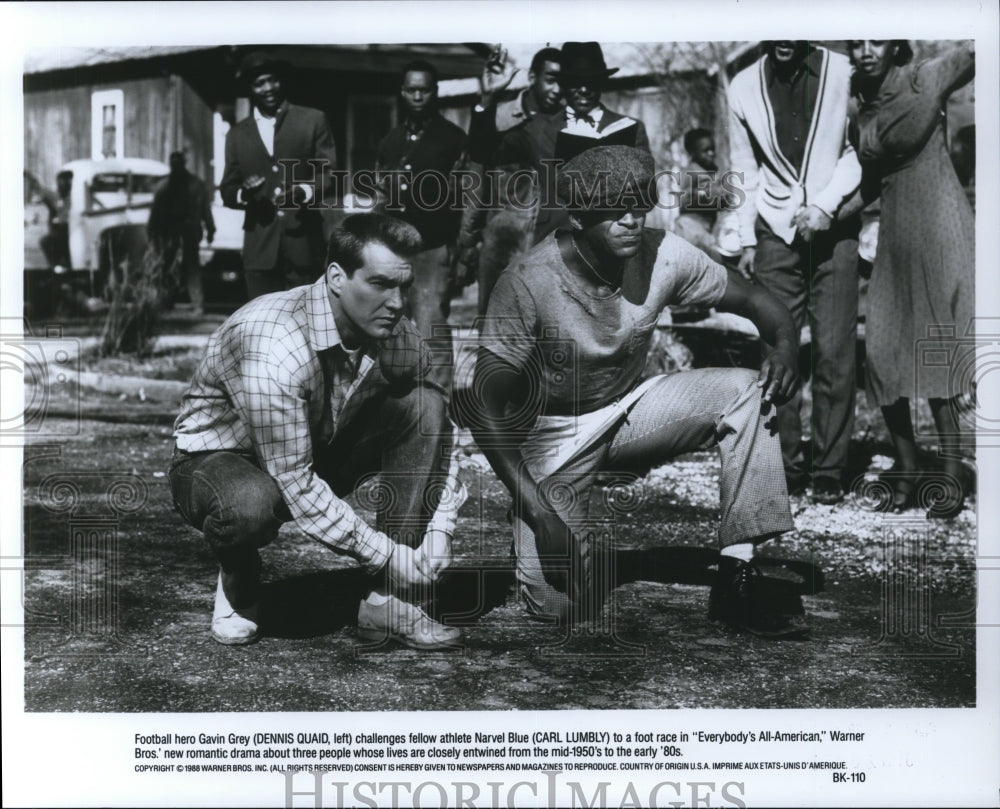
[253,101,287,124]
[404,112,436,137]
[305,276,345,352]
[765,47,824,86]
[305,276,382,366]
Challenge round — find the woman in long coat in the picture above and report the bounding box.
[848,40,975,517]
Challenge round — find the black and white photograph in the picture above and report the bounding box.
[2,1,998,807]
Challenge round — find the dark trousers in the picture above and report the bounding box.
[160,227,203,308]
[406,245,454,394]
[168,386,453,606]
[753,216,859,484]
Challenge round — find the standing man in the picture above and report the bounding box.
[471,146,808,638]
[220,52,338,300]
[727,40,861,503]
[148,151,215,311]
[376,60,467,393]
[456,45,562,314]
[170,214,463,650]
[488,41,652,245]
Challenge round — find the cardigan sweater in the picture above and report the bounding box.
[727,47,861,247]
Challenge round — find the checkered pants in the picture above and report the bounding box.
[513,368,793,620]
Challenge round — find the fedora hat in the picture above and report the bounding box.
[237,51,290,84]
[556,42,619,81]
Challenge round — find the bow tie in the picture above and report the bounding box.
[567,110,596,126]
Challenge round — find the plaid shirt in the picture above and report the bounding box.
[174,278,461,573]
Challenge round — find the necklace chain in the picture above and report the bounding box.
[571,237,618,287]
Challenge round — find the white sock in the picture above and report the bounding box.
[720,543,754,562]
[365,589,391,605]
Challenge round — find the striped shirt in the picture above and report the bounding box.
[173,277,460,573]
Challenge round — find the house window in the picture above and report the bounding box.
[91,89,124,160]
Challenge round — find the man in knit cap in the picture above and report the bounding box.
[469,145,809,638]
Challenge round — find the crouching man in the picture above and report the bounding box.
[170,213,463,649]
[470,146,808,638]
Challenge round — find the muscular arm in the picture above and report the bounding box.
[469,349,545,516]
[716,271,799,405]
[469,348,579,596]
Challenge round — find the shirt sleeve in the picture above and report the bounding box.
[219,127,245,209]
[811,120,862,219]
[655,233,729,308]
[914,42,975,101]
[228,344,393,574]
[726,83,760,248]
[477,269,537,371]
[422,441,468,540]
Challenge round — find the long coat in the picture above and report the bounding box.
[220,103,338,272]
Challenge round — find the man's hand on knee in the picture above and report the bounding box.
[758,344,799,406]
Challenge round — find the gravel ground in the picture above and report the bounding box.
[21,384,977,712]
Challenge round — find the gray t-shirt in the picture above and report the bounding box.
[480,228,727,414]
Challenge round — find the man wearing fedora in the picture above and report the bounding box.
[221,51,339,299]
[470,145,810,639]
[727,41,861,505]
[488,42,651,244]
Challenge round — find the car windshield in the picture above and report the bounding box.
[88,172,162,210]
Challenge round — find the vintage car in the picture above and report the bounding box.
[23,157,170,316]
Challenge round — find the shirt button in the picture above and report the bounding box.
[403,164,412,171]
[400,182,408,191]
[277,210,285,218]
[272,165,279,172]
[409,134,418,141]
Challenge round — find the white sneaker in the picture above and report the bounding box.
[211,572,260,645]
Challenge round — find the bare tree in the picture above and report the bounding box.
[632,41,747,170]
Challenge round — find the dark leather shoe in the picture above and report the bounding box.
[709,558,809,639]
[786,473,809,497]
[812,477,845,506]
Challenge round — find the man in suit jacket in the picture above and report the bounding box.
[728,41,861,504]
[221,52,338,299]
[490,42,652,244]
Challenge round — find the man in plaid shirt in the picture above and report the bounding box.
[170,214,464,649]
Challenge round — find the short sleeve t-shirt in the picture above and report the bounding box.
[480,228,728,414]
